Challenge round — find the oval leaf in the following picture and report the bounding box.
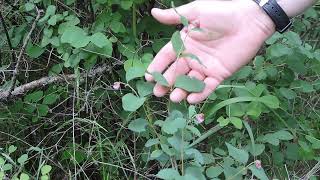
[128,118,148,133]
[122,93,146,112]
[175,75,205,93]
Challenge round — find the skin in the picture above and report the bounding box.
[145,0,316,104]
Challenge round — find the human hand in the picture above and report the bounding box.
[145,0,276,104]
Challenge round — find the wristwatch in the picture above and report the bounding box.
[253,0,292,33]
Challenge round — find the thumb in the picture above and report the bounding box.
[151,2,197,25]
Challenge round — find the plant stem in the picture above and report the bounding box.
[132,3,137,39]
[188,124,222,148]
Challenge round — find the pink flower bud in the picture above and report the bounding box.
[112,82,121,90]
[255,160,262,169]
[195,113,205,124]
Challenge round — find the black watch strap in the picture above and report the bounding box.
[253,0,292,33]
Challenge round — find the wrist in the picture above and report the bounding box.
[241,0,276,37]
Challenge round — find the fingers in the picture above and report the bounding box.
[151,2,198,25]
[153,59,190,97]
[170,70,205,103]
[145,42,176,81]
[187,77,220,104]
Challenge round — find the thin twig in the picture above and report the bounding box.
[8,8,42,95]
[0,64,112,101]
[302,161,320,180]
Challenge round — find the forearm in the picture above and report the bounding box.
[278,0,317,17]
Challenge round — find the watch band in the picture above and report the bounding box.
[253,0,292,33]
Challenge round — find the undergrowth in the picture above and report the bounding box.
[0,0,320,179]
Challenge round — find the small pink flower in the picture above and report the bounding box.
[255,160,262,169]
[112,82,121,90]
[195,113,205,124]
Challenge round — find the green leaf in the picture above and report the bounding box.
[171,31,185,54]
[181,53,204,66]
[122,93,146,112]
[248,144,265,156]
[248,165,269,180]
[25,3,35,11]
[202,153,215,164]
[25,91,43,103]
[259,95,280,109]
[217,116,229,127]
[226,103,245,117]
[3,164,12,171]
[8,145,17,153]
[41,165,52,175]
[20,173,30,180]
[279,88,296,99]
[96,42,113,56]
[126,66,145,82]
[43,94,59,105]
[40,175,49,180]
[180,16,189,27]
[109,21,126,33]
[128,118,148,133]
[171,2,188,27]
[285,143,299,160]
[39,5,56,23]
[61,26,90,48]
[162,117,186,134]
[234,66,252,79]
[90,32,111,48]
[246,102,262,118]
[185,149,204,164]
[120,0,133,9]
[186,125,201,137]
[156,168,180,180]
[206,166,223,178]
[151,72,169,87]
[206,96,263,120]
[273,130,294,141]
[145,138,159,147]
[151,150,163,159]
[175,75,205,93]
[65,53,81,68]
[26,45,44,58]
[48,15,58,26]
[17,154,28,165]
[160,143,175,156]
[226,143,249,164]
[0,157,5,165]
[268,43,292,58]
[38,104,49,117]
[228,117,243,129]
[136,81,154,97]
[168,135,186,152]
[262,134,280,146]
[184,166,206,180]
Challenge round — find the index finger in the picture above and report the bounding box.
[145,42,176,81]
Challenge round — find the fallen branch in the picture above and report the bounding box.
[0,64,112,102]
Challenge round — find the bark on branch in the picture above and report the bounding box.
[0,65,112,102]
[8,8,42,95]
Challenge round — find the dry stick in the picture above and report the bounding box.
[8,8,42,95]
[0,64,112,101]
